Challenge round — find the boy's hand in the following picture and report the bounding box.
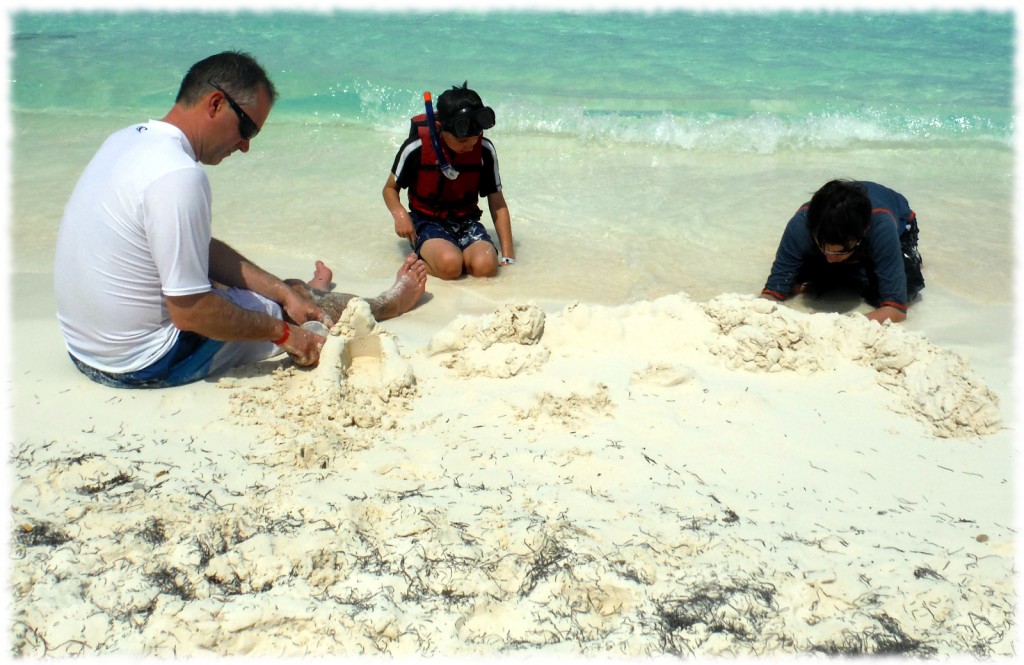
[394,213,417,246]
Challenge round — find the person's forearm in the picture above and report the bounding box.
[489,196,513,258]
[383,183,404,215]
[493,215,513,258]
[209,238,291,304]
[167,290,325,366]
[384,179,417,244]
[167,290,283,342]
[383,173,407,215]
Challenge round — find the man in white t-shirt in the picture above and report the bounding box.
[55,51,427,388]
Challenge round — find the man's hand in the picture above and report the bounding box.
[277,323,327,367]
[280,288,332,329]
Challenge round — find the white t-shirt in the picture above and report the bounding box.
[55,120,214,373]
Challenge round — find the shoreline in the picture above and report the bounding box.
[11,108,1015,306]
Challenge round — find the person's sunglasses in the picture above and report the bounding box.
[208,81,260,140]
[817,238,862,256]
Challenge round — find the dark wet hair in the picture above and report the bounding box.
[806,179,872,248]
[436,81,484,121]
[175,51,278,108]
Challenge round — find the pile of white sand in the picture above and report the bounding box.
[10,292,1011,657]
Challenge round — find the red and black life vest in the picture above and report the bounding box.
[407,113,483,223]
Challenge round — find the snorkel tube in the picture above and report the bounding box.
[423,91,459,181]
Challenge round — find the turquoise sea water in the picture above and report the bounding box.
[11,11,1014,151]
[8,9,1017,309]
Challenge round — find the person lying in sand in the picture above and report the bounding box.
[383,82,516,280]
[54,51,428,389]
[760,179,924,323]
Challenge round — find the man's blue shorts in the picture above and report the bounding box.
[69,288,282,389]
[70,332,226,389]
[411,212,495,254]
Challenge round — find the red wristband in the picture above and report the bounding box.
[272,323,290,346]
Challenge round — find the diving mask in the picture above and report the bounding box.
[441,105,496,138]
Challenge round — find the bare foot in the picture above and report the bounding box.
[307,260,333,291]
[370,252,428,320]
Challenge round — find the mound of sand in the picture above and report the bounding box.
[10,293,1012,658]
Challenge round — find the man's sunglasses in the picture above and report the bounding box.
[208,81,260,140]
[441,105,496,139]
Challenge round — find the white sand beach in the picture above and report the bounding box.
[4,5,1018,655]
[7,256,1016,657]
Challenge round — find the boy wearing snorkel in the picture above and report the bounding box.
[383,82,515,280]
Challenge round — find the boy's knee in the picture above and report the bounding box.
[432,257,465,280]
[467,256,498,277]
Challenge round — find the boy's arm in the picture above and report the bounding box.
[384,173,416,245]
[487,191,514,262]
[864,214,910,323]
[761,211,811,300]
